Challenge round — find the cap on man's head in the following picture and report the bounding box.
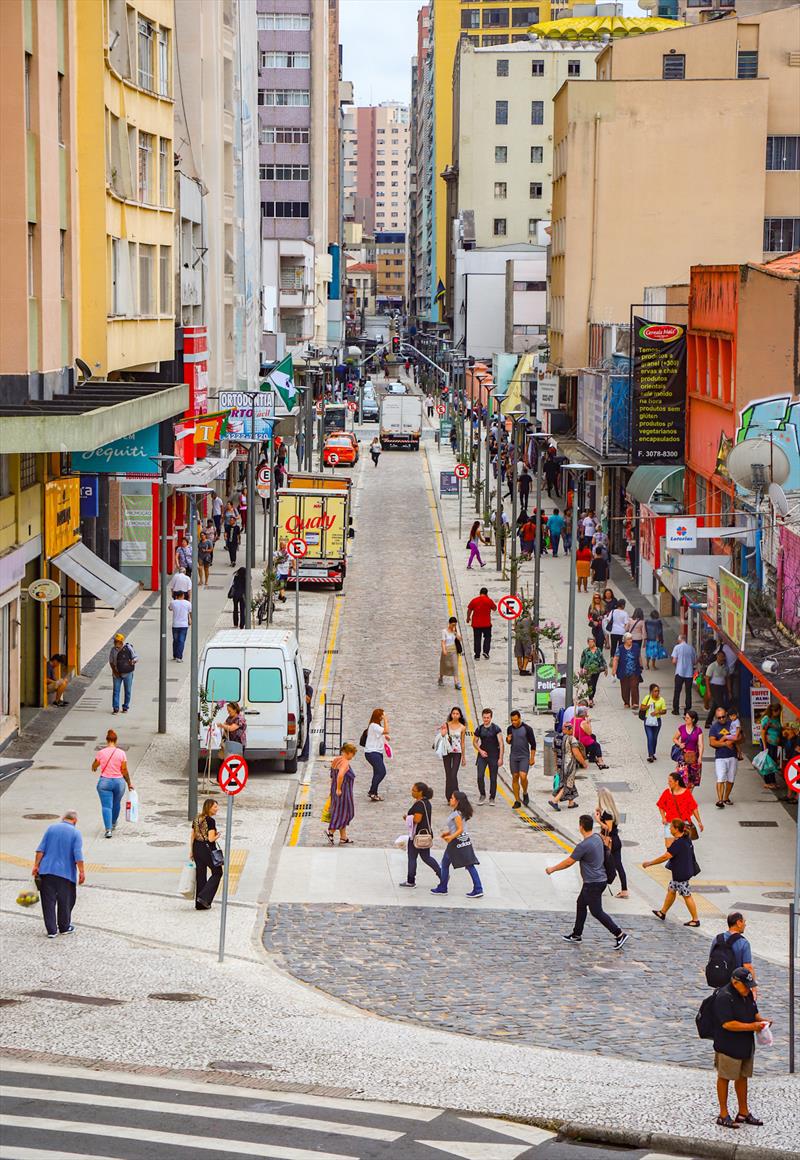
[731,967,756,990]
[114,633,125,642]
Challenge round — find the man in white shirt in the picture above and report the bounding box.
[607,599,628,658]
[170,571,192,599]
[581,511,597,548]
[212,494,224,537]
[169,592,192,662]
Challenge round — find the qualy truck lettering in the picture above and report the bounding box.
[285,513,336,533]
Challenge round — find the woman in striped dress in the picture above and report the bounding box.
[326,743,357,846]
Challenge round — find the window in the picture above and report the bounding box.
[662,53,685,79]
[59,230,66,298]
[766,136,800,171]
[496,59,509,76]
[139,243,155,313]
[528,218,539,236]
[24,54,31,129]
[482,34,508,45]
[512,6,539,25]
[495,100,508,125]
[159,137,170,205]
[493,218,507,236]
[27,224,35,297]
[260,127,309,144]
[461,8,480,28]
[568,60,581,77]
[531,59,544,77]
[483,7,509,27]
[737,50,758,78]
[530,145,543,163]
[205,667,241,702]
[248,668,284,703]
[111,236,121,314]
[513,280,546,291]
[57,74,64,144]
[157,27,169,96]
[257,12,310,30]
[263,201,310,218]
[261,51,310,69]
[137,17,154,90]
[262,164,310,181]
[159,245,171,313]
[19,454,37,490]
[495,145,508,163]
[529,182,542,198]
[260,90,310,107]
[494,181,507,199]
[763,217,800,252]
[138,131,153,201]
[531,100,544,125]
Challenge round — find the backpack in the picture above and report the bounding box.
[705,932,744,988]
[696,991,719,1040]
[115,644,135,675]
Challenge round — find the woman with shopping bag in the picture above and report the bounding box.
[91,729,134,839]
[325,743,357,846]
[191,798,223,910]
[430,790,483,899]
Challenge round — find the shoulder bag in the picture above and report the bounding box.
[455,635,463,655]
[413,800,434,850]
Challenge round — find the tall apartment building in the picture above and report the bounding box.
[258,0,341,355]
[410,5,433,323]
[342,103,410,236]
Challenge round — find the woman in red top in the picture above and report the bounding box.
[575,544,593,593]
[656,770,704,846]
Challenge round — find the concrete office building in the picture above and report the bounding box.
[342,102,410,236]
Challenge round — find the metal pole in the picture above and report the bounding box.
[294,560,300,641]
[483,393,491,522]
[475,403,482,515]
[244,393,256,629]
[305,378,314,472]
[262,493,267,563]
[468,405,475,495]
[318,403,324,473]
[217,793,234,963]
[564,474,581,713]
[507,611,513,722]
[510,420,519,596]
[458,476,463,541]
[790,901,796,1073]
[188,492,199,821]
[495,437,503,571]
[533,439,543,628]
[158,459,168,734]
[266,433,276,625]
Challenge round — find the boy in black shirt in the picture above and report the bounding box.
[473,708,504,805]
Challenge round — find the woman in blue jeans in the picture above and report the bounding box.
[364,707,390,801]
[91,729,133,838]
[431,790,483,898]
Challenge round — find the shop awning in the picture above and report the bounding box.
[501,353,533,416]
[166,452,235,488]
[50,542,139,613]
[626,465,684,507]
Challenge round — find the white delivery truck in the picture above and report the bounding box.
[198,628,306,772]
[379,394,423,451]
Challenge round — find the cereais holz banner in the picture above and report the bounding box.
[631,318,687,465]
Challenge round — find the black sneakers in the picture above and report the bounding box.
[562,933,582,943]
[614,932,629,950]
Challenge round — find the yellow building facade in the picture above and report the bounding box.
[77,0,175,376]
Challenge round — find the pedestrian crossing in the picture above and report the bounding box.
[0,1059,705,1160]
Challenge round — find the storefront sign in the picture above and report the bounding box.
[79,476,100,519]
[631,317,687,465]
[750,683,772,737]
[120,494,153,566]
[665,517,697,550]
[718,567,748,651]
[27,577,61,603]
[71,424,160,475]
[219,390,275,441]
[534,663,567,711]
[707,576,718,623]
[44,478,80,559]
[439,471,459,497]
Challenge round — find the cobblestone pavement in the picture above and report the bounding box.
[298,438,558,855]
[264,903,790,1075]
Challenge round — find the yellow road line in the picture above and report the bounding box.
[2,849,248,896]
[421,453,572,854]
[288,594,343,847]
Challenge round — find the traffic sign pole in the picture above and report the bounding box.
[455,463,468,541]
[217,755,248,964]
[287,539,308,642]
[497,596,523,725]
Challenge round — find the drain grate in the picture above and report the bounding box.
[739,820,779,828]
[63,736,97,742]
[691,885,730,894]
[291,802,312,818]
[148,840,184,848]
[52,741,88,747]
[208,1060,274,1072]
[23,813,59,821]
[23,990,125,1007]
[600,782,631,792]
[730,900,788,915]
[763,891,793,900]
[148,992,211,1003]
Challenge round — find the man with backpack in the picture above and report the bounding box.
[707,912,756,990]
[545,814,628,950]
[108,633,138,714]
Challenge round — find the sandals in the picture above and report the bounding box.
[367,793,384,802]
[652,909,666,921]
[596,761,609,769]
[684,920,701,927]
[339,838,354,845]
[324,831,334,846]
[716,1115,739,1130]
[735,1113,763,1126]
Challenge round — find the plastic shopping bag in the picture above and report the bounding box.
[756,1023,774,1047]
[321,796,332,824]
[125,789,139,823]
[752,750,778,778]
[177,860,195,899]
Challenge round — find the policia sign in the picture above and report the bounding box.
[631,318,687,465]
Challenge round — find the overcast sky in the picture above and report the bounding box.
[339,0,643,108]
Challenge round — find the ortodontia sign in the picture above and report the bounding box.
[631,317,687,465]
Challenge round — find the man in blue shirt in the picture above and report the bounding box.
[32,812,85,938]
[671,634,697,715]
[547,508,566,557]
[546,815,628,950]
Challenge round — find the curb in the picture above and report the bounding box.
[555,1118,794,1160]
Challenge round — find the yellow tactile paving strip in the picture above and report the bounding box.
[1,848,248,896]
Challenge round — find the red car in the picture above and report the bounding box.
[323,433,358,466]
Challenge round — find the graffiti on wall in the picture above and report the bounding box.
[736,396,800,492]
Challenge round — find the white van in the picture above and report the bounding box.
[198,629,306,772]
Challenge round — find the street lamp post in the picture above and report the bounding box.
[179,485,212,821]
[474,374,486,513]
[149,454,177,736]
[483,387,493,523]
[507,409,526,596]
[563,463,592,713]
[244,390,260,628]
[529,432,549,632]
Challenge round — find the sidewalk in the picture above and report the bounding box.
[425,431,796,969]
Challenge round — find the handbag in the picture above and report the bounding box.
[638,697,649,722]
[455,636,463,655]
[413,801,434,849]
[321,795,332,824]
[433,729,453,756]
[210,846,225,868]
[670,743,684,763]
[359,727,368,748]
[384,741,393,759]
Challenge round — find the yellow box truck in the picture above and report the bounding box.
[275,488,349,590]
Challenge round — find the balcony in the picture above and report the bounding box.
[576,354,631,461]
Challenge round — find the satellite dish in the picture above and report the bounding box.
[768,482,791,517]
[638,0,657,9]
[726,439,790,492]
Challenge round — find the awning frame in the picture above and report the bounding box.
[626,464,684,507]
[50,541,140,614]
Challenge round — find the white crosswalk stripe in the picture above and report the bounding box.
[460,1118,557,1146]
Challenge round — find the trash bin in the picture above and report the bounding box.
[543,730,556,779]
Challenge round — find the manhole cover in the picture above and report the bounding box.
[23,813,59,820]
[154,809,187,818]
[739,820,779,828]
[208,1060,274,1072]
[148,992,211,1003]
[763,891,793,900]
[147,840,184,848]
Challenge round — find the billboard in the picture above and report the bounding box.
[631,317,687,465]
[718,567,748,651]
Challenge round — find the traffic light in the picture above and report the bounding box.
[392,336,401,354]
